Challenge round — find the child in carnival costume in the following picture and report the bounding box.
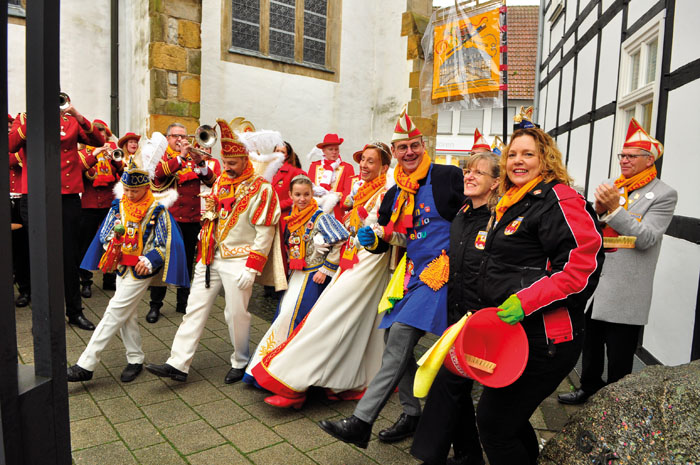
[66,159,189,383]
[243,174,348,388]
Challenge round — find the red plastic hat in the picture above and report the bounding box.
[93,119,112,138]
[316,133,344,148]
[443,308,529,388]
[623,117,663,159]
[117,132,141,149]
[471,128,491,152]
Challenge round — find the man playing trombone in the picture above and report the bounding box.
[147,122,217,322]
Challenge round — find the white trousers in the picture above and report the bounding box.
[167,257,253,372]
[77,273,153,371]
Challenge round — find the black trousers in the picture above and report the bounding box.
[78,207,115,287]
[476,336,582,465]
[580,304,642,394]
[11,196,30,295]
[411,367,483,465]
[149,220,199,309]
[21,194,83,317]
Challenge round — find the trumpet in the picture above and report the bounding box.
[59,92,71,111]
[183,124,218,157]
[110,148,124,162]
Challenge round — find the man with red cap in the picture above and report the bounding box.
[558,118,677,405]
[77,120,123,297]
[147,122,217,322]
[146,119,280,385]
[9,102,106,330]
[471,128,491,154]
[8,114,31,307]
[318,107,465,448]
[308,133,355,220]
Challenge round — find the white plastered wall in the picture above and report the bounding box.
[118,0,151,136]
[199,0,411,170]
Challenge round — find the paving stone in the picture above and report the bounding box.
[161,419,226,455]
[170,379,226,406]
[243,399,304,427]
[363,438,421,465]
[307,440,374,465]
[196,365,230,387]
[69,394,101,421]
[190,349,229,370]
[97,348,131,369]
[84,378,127,402]
[68,381,88,397]
[72,441,137,465]
[133,442,188,465]
[114,418,166,451]
[142,398,199,429]
[529,404,547,429]
[70,416,119,450]
[185,444,249,465]
[200,336,234,353]
[140,335,168,351]
[247,442,316,465]
[225,381,269,406]
[193,398,251,427]
[204,317,228,331]
[274,417,336,451]
[124,379,177,405]
[219,418,283,453]
[299,398,343,421]
[147,325,179,342]
[97,396,144,424]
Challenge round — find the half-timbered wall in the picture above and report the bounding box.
[537,0,700,365]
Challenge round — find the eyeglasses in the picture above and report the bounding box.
[394,141,423,154]
[167,134,187,139]
[617,153,651,161]
[463,168,495,178]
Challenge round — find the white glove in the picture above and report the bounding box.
[236,268,257,290]
[313,185,330,197]
[138,256,153,273]
[311,243,331,260]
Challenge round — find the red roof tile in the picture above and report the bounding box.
[505,6,539,100]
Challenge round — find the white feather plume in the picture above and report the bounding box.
[306,147,324,164]
[140,132,168,180]
[238,129,284,155]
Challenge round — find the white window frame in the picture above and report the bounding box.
[611,11,665,177]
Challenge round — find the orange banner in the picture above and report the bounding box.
[431,6,501,101]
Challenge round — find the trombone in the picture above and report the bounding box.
[184,124,218,158]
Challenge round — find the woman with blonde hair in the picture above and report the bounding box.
[471,127,604,464]
[411,151,500,465]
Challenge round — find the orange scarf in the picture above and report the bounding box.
[284,198,319,270]
[340,174,386,271]
[613,165,657,209]
[89,146,116,187]
[495,176,543,223]
[164,145,199,184]
[119,190,155,266]
[387,155,431,234]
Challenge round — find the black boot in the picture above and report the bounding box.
[146,305,160,324]
[15,292,30,307]
[67,364,93,382]
[80,283,92,298]
[176,287,189,314]
[102,273,116,291]
[68,312,96,331]
[378,413,420,443]
[318,415,372,449]
[557,389,591,405]
[145,363,188,382]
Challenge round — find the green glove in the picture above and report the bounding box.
[497,294,525,325]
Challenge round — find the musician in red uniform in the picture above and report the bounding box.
[147,122,217,322]
[308,133,355,221]
[78,120,124,297]
[117,131,141,165]
[9,114,31,307]
[9,103,106,330]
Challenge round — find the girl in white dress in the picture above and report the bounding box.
[243,175,346,386]
[249,143,395,409]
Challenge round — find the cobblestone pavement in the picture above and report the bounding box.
[14,281,585,465]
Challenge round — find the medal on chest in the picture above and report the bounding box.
[474,230,488,249]
[122,221,140,252]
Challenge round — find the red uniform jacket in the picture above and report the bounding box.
[308,158,355,220]
[8,112,106,194]
[9,151,23,195]
[79,143,123,209]
[153,146,217,223]
[272,162,307,216]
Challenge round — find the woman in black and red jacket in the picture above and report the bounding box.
[475,128,604,465]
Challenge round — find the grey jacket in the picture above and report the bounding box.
[591,177,677,325]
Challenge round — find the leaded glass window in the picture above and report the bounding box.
[232,0,260,52]
[303,0,327,66]
[270,0,296,59]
